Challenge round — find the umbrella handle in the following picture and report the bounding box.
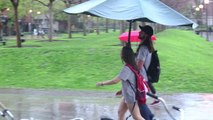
[127,20,133,47]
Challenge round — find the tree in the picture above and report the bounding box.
[62,0,82,38]
[96,17,100,35]
[105,19,109,33]
[120,21,126,46]
[63,0,73,38]
[160,0,194,16]
[33,0,56,42]
[10,0,22,47]
[0,1,13,36]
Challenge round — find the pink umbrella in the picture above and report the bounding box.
[119,30,156,42]
[151,35,156,41]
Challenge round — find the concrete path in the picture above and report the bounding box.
[198,31,213,42]
[0,88,213,120]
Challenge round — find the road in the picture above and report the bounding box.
[0,88,213,120]
[198,31,213,42]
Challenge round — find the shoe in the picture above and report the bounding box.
[152,117,159,120]
[150,100,160,105]
[115,90,122,96]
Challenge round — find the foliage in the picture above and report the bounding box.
[0,0,47,23]
[156,29,213,93]
[0,29,213,93]
[160,0,194,17]
[0,0,13,19]
[19,0,48,16]
[54,0,69,21]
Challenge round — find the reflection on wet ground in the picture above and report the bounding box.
[199,32,213,42]
[0,88,213,120]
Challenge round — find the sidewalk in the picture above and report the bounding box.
[0,88,213,120]
[198,31,213,42]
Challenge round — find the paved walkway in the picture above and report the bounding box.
[0,88,213,120]
[198,31,213,42]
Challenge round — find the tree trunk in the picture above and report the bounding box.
[120,21,125,34]
[96,17,99,35]
[14,6,21,47]
[48,2,53,42]
[83,15,87,36]
[64,0,72,38]
[0,23,3,38]
[113,20,116,32]
[68,15,72,38]
[120,21,126,46]
[133,22,137,30]
[105,19,109,33]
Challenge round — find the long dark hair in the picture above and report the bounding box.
[136,36,154,54]
[121,46,139,71]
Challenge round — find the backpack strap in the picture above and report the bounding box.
[126,64,150,92]
[125,64,150,119]
[126,64,140,76]
[144,51,152,72]
[127,80,136,93]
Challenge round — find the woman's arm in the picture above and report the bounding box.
[96,76,121,86]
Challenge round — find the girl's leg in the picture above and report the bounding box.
[126,102,145,120]
[118,97,128,120]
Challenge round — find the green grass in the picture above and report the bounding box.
[0,29,213,93]
[156,29,213,93]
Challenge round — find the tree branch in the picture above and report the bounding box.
[33,0,48,7]
[63,0,82,6]
[10,0,19,7]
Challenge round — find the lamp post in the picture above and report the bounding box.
[199,4,204,9]
[198,4,203,25]
[28,9,34,33]
[204,0,209,41]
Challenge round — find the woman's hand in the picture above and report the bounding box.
[96,82,104,86]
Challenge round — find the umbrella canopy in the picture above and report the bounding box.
[119,31,156,42]
[64,0,198,28]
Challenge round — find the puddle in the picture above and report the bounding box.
[0,88,213,120]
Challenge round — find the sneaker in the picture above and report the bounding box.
[152,117,160,120]
[115,90,122,96]
[150,100,160,105]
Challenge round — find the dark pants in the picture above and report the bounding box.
[139,104,154,120]
[147,81,156,94]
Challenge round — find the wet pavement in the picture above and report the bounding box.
[198,31,213,42]
[0,88,213,120]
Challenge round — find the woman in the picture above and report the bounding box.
[136,25,159,106]
[96,46,144,120]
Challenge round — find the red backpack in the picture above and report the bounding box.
[126,64,150,104]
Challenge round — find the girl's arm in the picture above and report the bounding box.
[96,76,121,86]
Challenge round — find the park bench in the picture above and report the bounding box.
[0,36,6,45]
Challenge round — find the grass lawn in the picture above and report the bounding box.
[0,29,213,93]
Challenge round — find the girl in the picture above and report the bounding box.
[96,46,144,120]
